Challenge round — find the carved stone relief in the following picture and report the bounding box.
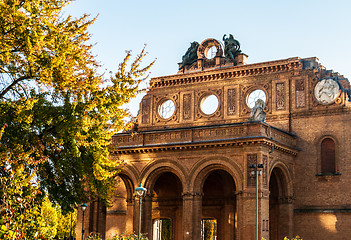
[142,98,151,124]
[247,154,257,187]
[314,79,340,105]
[183,93,192,120]
[227,88,236,115]
[263,155,267,187]
[295,79,305,108]
[276,83,285,110]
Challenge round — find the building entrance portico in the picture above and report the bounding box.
[103,121,297,240]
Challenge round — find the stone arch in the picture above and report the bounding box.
[269,161,294,240]
[189,156,243,193]
[189,156,240,240]
[268,161,293,197]
[197,38,224,59]
[140,160,186,240]
[118,164,139,199]
[140,159,188,193]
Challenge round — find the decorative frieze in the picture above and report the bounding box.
[192,126,244,141]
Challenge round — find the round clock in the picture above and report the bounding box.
[314,79,340,105]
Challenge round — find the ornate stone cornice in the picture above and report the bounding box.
[112,122,298,156]
[150,57,303,89]
[112,138,298,156]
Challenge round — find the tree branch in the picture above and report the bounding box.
[0,75,32,99]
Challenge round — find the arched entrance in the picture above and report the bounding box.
[202,170,236,240]
[269,167,292,240]
[151,172,183,240]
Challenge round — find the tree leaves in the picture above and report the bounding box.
[0,0,154,216]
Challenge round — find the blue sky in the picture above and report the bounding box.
[65,0,351,115]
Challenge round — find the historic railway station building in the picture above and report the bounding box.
[77,36,351,240]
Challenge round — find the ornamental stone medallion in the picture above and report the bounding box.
[314,78,340,105]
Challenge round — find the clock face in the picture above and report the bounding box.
[205,46,217,59]
[247,89,266,108]
[314,79,340,105]
[158,99,175,119]
[200,94,219,115]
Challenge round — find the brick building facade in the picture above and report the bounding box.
[77,37,351,240]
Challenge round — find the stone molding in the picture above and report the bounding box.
[151,57,302,88]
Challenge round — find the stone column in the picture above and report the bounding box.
[133,196,139,234]
[126,199,134,234]
[192,192,203,240]
[142,194,153,239]
[279,196,294,239]
[182,192,194,240]
[240,190,256,240]
[261,190,270,240]
[223,199,235,240]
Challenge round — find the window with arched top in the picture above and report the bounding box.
[321,138,336,174]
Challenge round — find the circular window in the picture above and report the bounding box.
[247,89,266,108]
[200,94,219,115]
[206,46,217,59]
[158,100,175,119]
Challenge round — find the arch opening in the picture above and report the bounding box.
[151,172,183,240]
[269,167,291,240]
[321,138,336,174]
[202,170,236,240]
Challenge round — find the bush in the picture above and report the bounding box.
[87,232,148,240]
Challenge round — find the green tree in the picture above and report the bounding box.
[0,125,43,239]
[0,0,153,232]
[56,206,76,239]
[39,196,58,239]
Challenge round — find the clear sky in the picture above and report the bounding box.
[65,0,351,116]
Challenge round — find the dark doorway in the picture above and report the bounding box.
[202,170,236,240]
[269,167,290,240]
[152,172,182,240]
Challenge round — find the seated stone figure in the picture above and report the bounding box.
[249,99,266,122]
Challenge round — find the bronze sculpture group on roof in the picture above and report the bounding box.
[179,34,243,70]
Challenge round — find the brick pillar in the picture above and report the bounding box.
[126,199,134,234]
[278,197,294,239]
[76,204,90,240]
[182,192,194,240]
[261,191,270,240]
[88,200,106,239]
[223,200,235,240]
[133,196,139,234]
[142,194,153,239]
[193,192,203,240]
[240,190,257,240]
